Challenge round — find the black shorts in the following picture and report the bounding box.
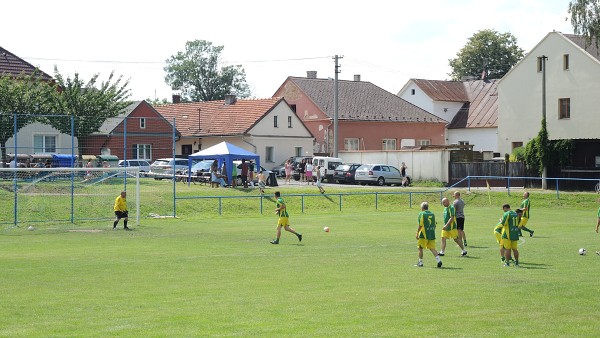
[115,211,128,219]
[456,217,465,230]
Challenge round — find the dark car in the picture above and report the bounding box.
[332,163,362,184]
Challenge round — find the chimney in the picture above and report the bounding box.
[172,94,181,103]
[354,74,361,82]
[306,71,317,79]
[224,94,237,105]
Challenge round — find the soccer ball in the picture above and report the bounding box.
[323,227,330,232]
[579,248,587,255]
[27,226,35,231]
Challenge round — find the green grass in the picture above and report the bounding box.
[1,186,600,336]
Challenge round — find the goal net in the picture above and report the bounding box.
[0,166,141,228]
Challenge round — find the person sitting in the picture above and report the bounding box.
[210,166,226,188]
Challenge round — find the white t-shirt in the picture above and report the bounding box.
[9,160,17,168]
[305,163,313,172]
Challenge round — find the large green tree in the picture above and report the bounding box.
[48,67,131,155]
[164,40,251,102]
[448,29,525,80]
[0,72,58,165]
[568,0,600,48]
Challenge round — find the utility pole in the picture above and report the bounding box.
[540,55,548,189]
[333,55,343,157]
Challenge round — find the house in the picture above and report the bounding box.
[273,72,447,155]
[398,78,498,155]
[153,96,314,170]
[498,31,600,167]
[82,100,176,161]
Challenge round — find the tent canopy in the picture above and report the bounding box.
[187,142,260,184]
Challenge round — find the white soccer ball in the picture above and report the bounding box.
[323,226,330,232]
[27,226,35,231]
[579,248,587,255]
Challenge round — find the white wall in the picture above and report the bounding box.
[447,127,497,152]
[5,122,77,154]
[498,32,600,155]
[339,150,450,182]
[398,82,434,112]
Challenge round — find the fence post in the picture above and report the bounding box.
[467,176,471,192]
[219,197,222,215]
[409,192,412,208]
[13,113,18,226]
[70,115,75,224]
[172,118,177,218]
[260,195,263,214]
[123,117,127,189]
[301,195,305,213]
[556,179,560,199]
[375,192,378,210]
[507,177,511,197]
[339,194,342,211]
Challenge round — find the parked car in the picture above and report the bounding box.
[271,157,294,177]
[332,163,362,184]
[118,159,151,176]
[149,158,189,179]
[354,164,403,186]
[311,156,343,183]
[234,160,272,185]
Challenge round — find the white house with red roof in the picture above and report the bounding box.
[153,95,314,170]
[398,78,499,154]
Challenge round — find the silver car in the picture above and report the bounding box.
[149,158,189,179]
[354,164,403,186]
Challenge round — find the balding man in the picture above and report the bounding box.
[439,197,467,257]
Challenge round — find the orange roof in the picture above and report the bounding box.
[154,97,284,137]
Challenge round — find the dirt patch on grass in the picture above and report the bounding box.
[68,229,103,233]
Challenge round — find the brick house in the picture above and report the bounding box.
[82,100,177,161]
[273,72,447,155]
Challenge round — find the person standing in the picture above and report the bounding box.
[284,159,293,184]
[519,191,534,237]
[439,198,467,257]
[9,157,17,168]
[270,191,302,244]
[500,204,520,267]
[113,191,130,230]
[299,159,306,183]
[401,162,407,177]
[241,159,249,188]
[305,160,314,185]
[415,202,443,268]
[454,191,467,247]
[248,161,255,187]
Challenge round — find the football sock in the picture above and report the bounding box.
[435,256,441,263]
[501,256,505,262]
[124,220,128,227]
[113,221,118,228]
[418,259,423,264]
[522,227,533,233]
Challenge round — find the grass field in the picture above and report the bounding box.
[1,184,600,336]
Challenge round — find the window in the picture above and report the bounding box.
[135,144,152,160]
[33,135,56,153]
[411,89,416,95]
[140,118,146,129]
[563,54,569,70]
[344,138,359,151]
[274,116,278,128]
[290,104,297,113]
[512,142,523,149]
[181,144,192,156]
[382,138,396,150]
[294,147,302,157]
[288,116,292,128]
[418,139,431,146]
[559,98,570,119]
[537,57,543,72]
[459,141,469,145]
[265,146,274,162]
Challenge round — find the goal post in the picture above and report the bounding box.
[0,166,141,227]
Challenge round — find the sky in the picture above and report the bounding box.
[2,0,575,101]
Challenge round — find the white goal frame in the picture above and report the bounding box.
[0,166,140,226]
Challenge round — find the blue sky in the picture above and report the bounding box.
[2,0,574,101]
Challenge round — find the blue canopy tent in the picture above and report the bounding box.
[187,142,260,185]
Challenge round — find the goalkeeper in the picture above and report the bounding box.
[113,191,130,230]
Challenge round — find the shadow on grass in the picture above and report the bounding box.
[465,245,488,249]
[517,262,550,269]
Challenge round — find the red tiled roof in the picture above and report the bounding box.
[154,97,284,137]
[411,79,498,129]
[412,79,469,102]
[0,46,53,80]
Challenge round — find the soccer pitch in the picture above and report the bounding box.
[1,191,599,336]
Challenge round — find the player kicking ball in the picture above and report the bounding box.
[270,191,302,244]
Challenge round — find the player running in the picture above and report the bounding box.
[270,191,302,244]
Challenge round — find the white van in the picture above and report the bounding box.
[312,156,343,183]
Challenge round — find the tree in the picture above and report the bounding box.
[0,72,58,166]
[164,40,251,102]
[568,0,600,48]
[448,29,525,80]
[48,67,131,156]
